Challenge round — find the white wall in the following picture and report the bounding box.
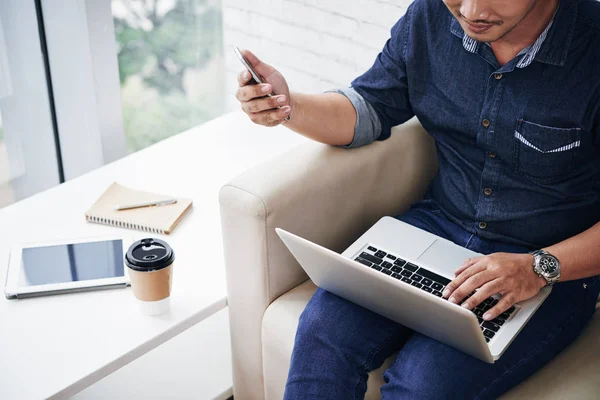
[222,0,413,111]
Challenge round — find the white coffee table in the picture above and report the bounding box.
[0,112,307,399]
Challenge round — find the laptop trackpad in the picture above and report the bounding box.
[417,239,480,276]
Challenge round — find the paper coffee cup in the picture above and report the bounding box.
[125,238,175,316]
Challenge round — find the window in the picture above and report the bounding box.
[112,0,226,152]
[0,0,61,209]
[0,0,226,209]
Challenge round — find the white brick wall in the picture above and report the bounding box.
[222,0,413,111]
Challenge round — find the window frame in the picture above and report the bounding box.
[41,0,126,181]
[0,0,61,202]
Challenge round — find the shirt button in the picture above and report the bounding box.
[483,188,493,196]
[482,119,491,128]
[494,73,503,80]
[488,151,496,158]
[478,221,488,229]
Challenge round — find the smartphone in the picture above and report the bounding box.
[233,46,290,120]
[234,46,264,85]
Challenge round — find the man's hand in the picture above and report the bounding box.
[442,253,547,321]
[236,49,292,127]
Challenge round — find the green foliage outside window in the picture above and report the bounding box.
[113,0,224,152]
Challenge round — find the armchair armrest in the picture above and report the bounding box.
[219,118,437,399]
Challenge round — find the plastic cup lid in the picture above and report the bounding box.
[125,238,175,272]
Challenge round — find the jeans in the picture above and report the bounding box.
[284,203,600,399]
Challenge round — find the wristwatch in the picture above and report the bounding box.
[529,249,561,286]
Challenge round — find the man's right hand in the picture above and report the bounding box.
[234,49,356,146]
[236,49,292,127]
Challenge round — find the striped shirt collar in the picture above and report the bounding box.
[455,11,557,68]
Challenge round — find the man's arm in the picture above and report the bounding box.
[236,4,416,147]
[443,223,600,322]
[285,88,383,148]
[235,54,356,146]
[545,218,600,281]
[271,91,358,147]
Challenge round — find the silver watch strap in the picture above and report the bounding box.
[529,249,561,285]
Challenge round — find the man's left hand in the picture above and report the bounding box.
[442,252,547,321]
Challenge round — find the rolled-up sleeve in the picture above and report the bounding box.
[349,3,415,143]
[325,87,382,148]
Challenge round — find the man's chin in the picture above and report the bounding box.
[464,30,504,43]
[459,21,506,42]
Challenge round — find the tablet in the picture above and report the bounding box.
[4,236,133,299]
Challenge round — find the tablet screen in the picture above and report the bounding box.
[19,239,124,287]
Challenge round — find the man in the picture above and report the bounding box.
[235,0,600,398]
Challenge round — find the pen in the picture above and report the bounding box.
[115,199,177,211]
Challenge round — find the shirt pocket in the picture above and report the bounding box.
[513,119,582,184]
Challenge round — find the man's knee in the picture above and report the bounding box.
[296,288,348,337]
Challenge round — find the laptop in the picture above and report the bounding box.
[276,216,551,363]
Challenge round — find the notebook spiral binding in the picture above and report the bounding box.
[86,215,165,235]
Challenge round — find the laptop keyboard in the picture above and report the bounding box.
[355,245,517,343]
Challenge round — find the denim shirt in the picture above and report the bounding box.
[341,0,600,249]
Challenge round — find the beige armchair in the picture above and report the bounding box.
[219,118,600,400]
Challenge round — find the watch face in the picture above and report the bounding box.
[540,255,559,275]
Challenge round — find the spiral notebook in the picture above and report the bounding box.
[85,183,193,234]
